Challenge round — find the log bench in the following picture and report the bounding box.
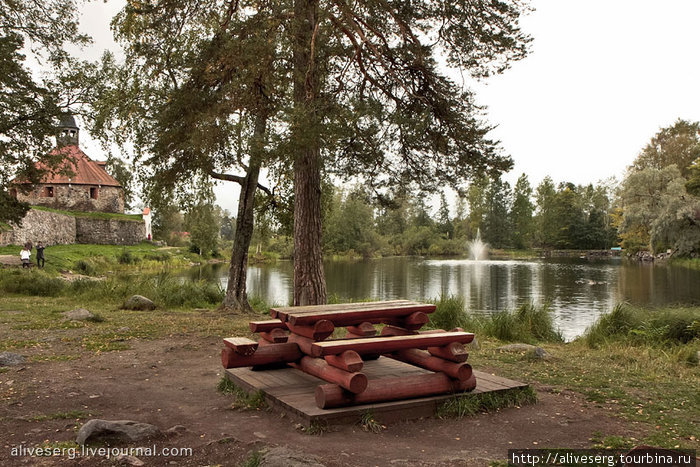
[223,300,477,409]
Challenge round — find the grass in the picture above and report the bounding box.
[428,296,563,344]
[0,264,697,451]
[217,378,268,410]
[359,411,385,433]
[239,450,263,467]
[0,242,198,276]
[31,205,143,222]
[584,304,700,349]
[436,386,537,418]
[0,269,225,308]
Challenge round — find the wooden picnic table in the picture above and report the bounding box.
[222,300,477,409]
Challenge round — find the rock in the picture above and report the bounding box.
[76,419,161,445]
[0,352,26,367]
[121,295,156,311]
[117,327,131,333]
[260,447,325,467]
[497,343,537,353]
[62,308,95,321]
[532,347,550,359]
[467,337,480,350]
[115,454,145,466]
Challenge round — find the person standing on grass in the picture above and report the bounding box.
[36,241,45,268]
[20,245,31,268]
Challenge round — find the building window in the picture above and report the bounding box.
[44,186,54,198]
[90,187,98,199]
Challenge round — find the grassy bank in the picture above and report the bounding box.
[0,243,201,276]
[0,280,697,450]
[427,297,698,449]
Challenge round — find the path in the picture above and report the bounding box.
[0,335,644,466]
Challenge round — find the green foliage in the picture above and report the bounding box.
[184,199,220,257]
[218,378,268,410]
[632,120,700,177]
[436,386,537,418]
[619,120,700,256]
[0,1,89,224]
[359,411,385,433]
[584,304,700,348]
[483,305,563,344]
[428,295,478,331]
[73,259,97,276]
[117,250,138,265]
[0,270,66,296]
[239,450,263,467]
[510,174,534,249]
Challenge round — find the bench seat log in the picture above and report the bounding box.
[221,343,302,368]
[249,320,288,333]
[223,337,259,356]
[259,328,288,343]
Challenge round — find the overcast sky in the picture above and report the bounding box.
[74,0,700,211]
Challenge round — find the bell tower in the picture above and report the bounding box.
[56,114,79,147]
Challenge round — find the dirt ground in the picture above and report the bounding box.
[0,335,647,467]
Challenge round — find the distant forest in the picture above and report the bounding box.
[154,120,700,259]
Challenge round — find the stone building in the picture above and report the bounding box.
[10,115,125,213]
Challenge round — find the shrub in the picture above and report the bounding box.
[73,259,96,276]
[585,304,700,347]
[482,304,562,343]
[117,250,138,265]
[429,295,478,331]
[0,270,65,296]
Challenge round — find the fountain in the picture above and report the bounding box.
[467,229,488,260]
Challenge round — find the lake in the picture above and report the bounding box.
[184,257,700,340]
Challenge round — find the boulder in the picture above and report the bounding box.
[62,308,95,321]
[121,295,156,311]
[76,419,161,445]
[0,352,25,367]
[260,447,325,467]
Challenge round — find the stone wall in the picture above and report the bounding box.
[75,218,145,245]
[17,184,125,213]
[0,209,76,246]
[0,209,144,246]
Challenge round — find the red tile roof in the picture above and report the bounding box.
[35,145,121,187]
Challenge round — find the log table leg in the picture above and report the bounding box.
[389,348,472,380]
[324,350,364,372]
[315,372,477,409]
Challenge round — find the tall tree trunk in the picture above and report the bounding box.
[222,116,266,312]
[292,0,327,306]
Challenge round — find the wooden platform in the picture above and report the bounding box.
[225,357,529,426]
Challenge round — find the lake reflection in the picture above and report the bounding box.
[185,257,700,340]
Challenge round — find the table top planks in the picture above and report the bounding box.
[310,331,475,357]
